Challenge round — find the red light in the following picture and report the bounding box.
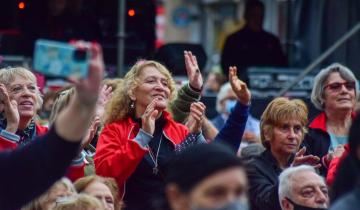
[18,2,25,10]
[128,9,135,17]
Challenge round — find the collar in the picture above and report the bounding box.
[129,111,171,124]
[309,112,357,132]
[131,112,166,127]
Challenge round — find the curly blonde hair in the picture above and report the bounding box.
[104,60,176,124]
[260,97,308,149]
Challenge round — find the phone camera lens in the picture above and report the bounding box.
[74,50,87,61]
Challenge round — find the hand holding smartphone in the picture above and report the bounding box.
[33,39,91,78]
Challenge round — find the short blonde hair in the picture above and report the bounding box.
[104,60,176,124]
[260,97,308,149]
[53,194,104,210]
[74,175,121,210]
[0,67,43,110]
[49,87,75,125]
[22,178,76,210]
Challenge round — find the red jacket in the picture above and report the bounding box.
[326,144,349,186]
[303,112,356,176]
[95,111,189,197]
[0,123,84,182]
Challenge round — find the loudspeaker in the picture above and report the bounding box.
[154,43,207,75]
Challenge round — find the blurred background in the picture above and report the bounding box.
[0,0,359,119]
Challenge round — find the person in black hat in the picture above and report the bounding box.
[165,143,249,210]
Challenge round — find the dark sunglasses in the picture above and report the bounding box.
[324,81,355,91]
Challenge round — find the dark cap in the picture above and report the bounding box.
[165,143,244,192]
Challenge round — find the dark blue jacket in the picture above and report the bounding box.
[215,102,249,152]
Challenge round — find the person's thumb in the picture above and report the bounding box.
[150,110,158,120]
[10,100,17,107]
[297,146,306,156]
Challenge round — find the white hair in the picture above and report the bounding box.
[278,165,323,209]
[311,63,359,110]
[216,82,232,113]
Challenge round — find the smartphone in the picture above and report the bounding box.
[33,39,90,78]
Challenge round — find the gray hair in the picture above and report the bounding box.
[216,82,232,113]
[278,165,321,209]
[311,63,359,111]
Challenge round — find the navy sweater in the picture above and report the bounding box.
[0,126,80,210]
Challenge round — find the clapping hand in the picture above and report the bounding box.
[141,99,159,136]
[186,102,206,134]
[95,84,113,118]
[81,115,100,150]
[0,84,19,133]
[291,147,321,168]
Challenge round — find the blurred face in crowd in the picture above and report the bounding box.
[322,72,356,112]
[132,66,171,116]
[281,170,329,210]
[266,119,303,158]
[8,76,38,120]
[167,167,249,210]
[41,183,74,210]
[220,89,237,115]
[82,181,115,210]
[205,73,220,93]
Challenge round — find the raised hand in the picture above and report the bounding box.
[71,41,105,107]
[81,115,100,150]
[291,147,321,168]
[186,102,206,134]
[327,145,346,162]
[0,84,19,133]
[95,84,113,118]
[185,51,203,90]
[141,99,159,135]
[229,66,251,105]
[54,41,105,142]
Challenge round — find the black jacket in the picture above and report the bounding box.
[245,150,283,210]
[0,126,80,210]
[302,127,330,176]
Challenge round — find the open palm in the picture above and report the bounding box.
[229,66,251,105]
[185,51,203,90]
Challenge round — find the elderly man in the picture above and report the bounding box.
[278,165,329,210]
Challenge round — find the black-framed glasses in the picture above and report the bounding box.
[324,81,355,91]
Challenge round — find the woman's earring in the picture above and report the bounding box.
[130,101,135,109]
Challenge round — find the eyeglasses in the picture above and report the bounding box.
[324,82,355,91]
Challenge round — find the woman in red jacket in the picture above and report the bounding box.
[0,67,85,181]
[95,58,206,210]
[303,63,358,176]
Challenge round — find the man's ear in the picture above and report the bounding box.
[281,198,293,210]
[165,184,188,210]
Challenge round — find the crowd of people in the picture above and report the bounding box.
[0,1,359,209]
[0,39,358,210]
